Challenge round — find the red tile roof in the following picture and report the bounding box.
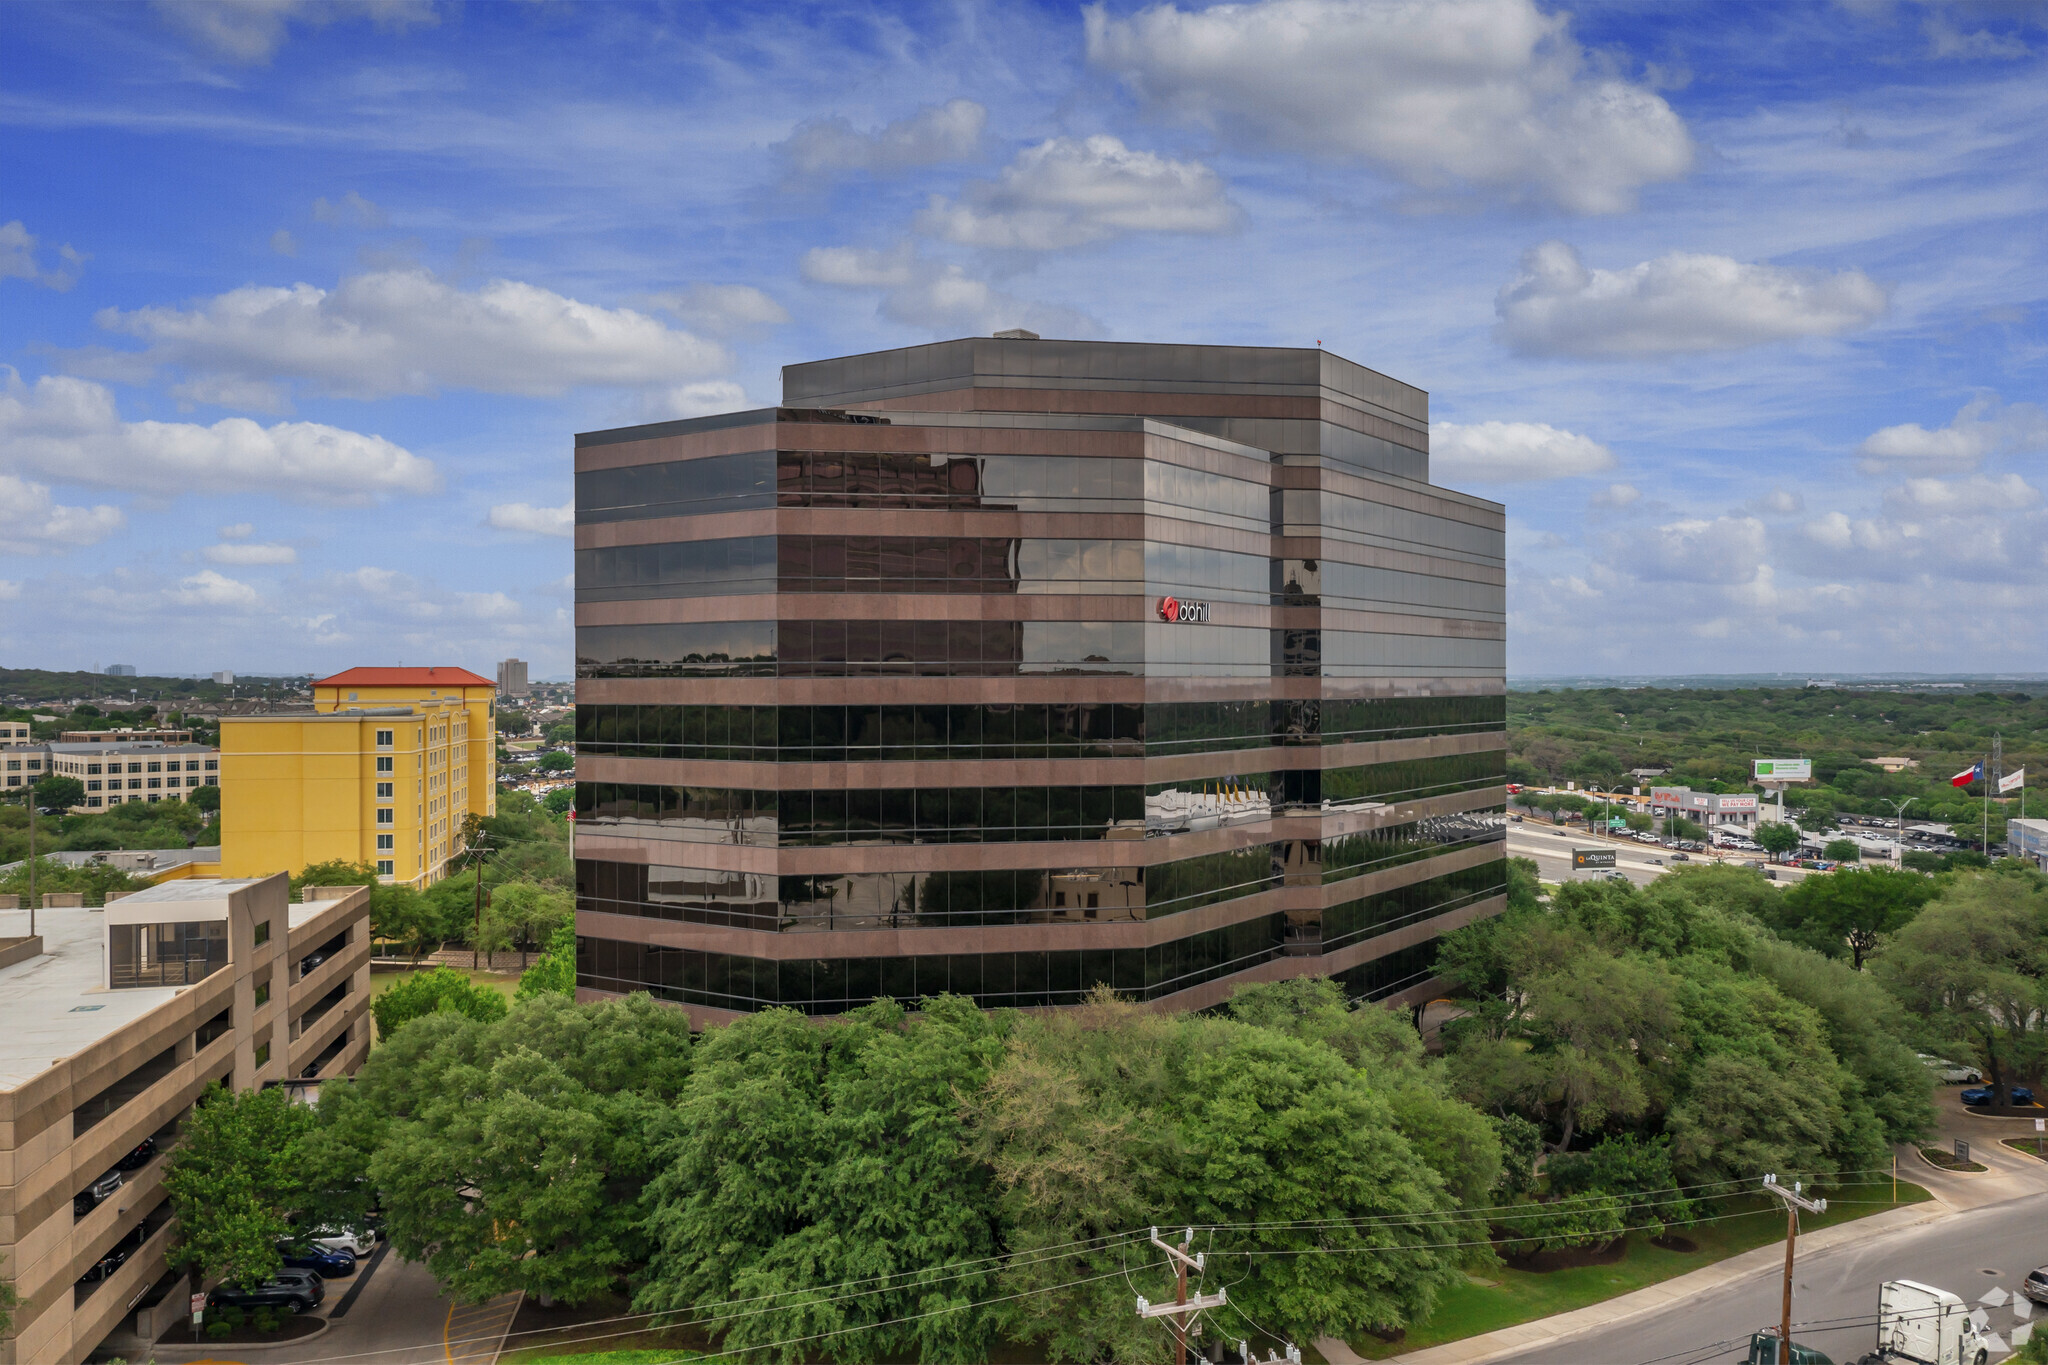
[313,667,494,688]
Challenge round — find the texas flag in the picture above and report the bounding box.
[1951,763,1983,788]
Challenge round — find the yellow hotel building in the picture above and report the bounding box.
[217,667,496,887]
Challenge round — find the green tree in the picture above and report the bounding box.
[1665,814,1708,842]
[515,923,577,1001]
[191,783,221,815]
[164,1084,318,1288]
[0,1256,16,1336]
[544,722,576,745]
[366,994,693,1305]
[1794,800,1837,834]
[370,884,439,966]
[543,786,574,816]
[1756,821,1802,862]
[370,967,509,1040]
[479,879,573,962]
[973,990,1462,1360]
[535,750,574,773]
[1766,866,1935,970]
[1823,838,1861,863]
[32,774,85,810]
[1878,872,2048,1104]
[639,997,1006,1363]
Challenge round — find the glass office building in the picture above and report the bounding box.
[573,338,1507,1021]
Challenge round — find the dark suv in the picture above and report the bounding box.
[210,1268,326,1314]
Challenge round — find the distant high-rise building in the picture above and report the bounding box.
[105,664,137,677]
[497,657,530,697]
[213,670,235,685]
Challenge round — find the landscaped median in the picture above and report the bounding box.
[1353,1176,1933,1361]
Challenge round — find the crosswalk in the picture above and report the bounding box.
[443,1291,524,1365]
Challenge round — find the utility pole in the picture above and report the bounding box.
[1987,735,2001,857]
[1762,1174,1826,1365]
[1136,1227,1227,1365]
[464,830,490,970]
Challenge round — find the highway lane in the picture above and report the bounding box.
[1505,823,1810,889]
[1515,1190,2048,1365]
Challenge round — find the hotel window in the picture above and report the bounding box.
[204,759,218,771]
[186,760,200,771]
[87,763,102,775]
[26,759,40,771]
[377,834,394,851]
[4,776,16,787]
[87,797,101,807]
[377,756,393,773]
[377,808,395,826]
[4,760,16,771]
[87,780,101,791]
[128,762,142,773]
[203,776,217,786]
[377,859,394,876]
[128,778,142,789]
[148,778,162,789]
[147,761,162,773]
[376,730,394,747]
[377,782,394,799]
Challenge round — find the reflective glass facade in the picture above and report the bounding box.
[575,339,1507,1019]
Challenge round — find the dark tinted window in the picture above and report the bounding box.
[576,451,775,524]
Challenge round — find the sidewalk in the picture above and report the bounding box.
[1362,1198,1955,1365]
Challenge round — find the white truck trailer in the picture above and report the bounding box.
[1853,1280,1989,1365]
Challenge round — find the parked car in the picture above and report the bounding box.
[73,1167,122,1217]
[2023,1265,2048,1306]
[299,949,330,978]
[115,1137,157,1171]
[210,1269,325,1315]
[308,1225,378,1257]
[1918,1054,1983,1084]
[277,1241,357,1277]
[1960,1085,2034,1107]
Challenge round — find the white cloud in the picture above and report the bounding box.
[1084,0,1693,213]
[1592,483,1641,509]
[168,569,261,610]
[270,229,297,257]
[454,591,522,620]
[775,99,987,184]
[0,474,125,553]
[1496,241,1889,357]
[645,284,788,336]
[801,243,1099,338]
[217,522,254,540]
[311,191,389,227]
[488,501,574,538]
[640,381,750,420]
[1856,397,2048,472]
[1630,515,1768,584]
[1924,14,2029,59]
[1429,419,1614,482]
[1884,472,2039,515]
[0,580,19,601]
[204,541,299,565]
[88,268,730,409]
[0,220,85,292]
[0,371,440,503]
[152,0,438,65]
[1746,488,1806,516]
[916,136,1241,250]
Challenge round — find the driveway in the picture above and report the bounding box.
[142,1249,521,1365]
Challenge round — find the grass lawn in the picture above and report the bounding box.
[1351,1177,1934,1359]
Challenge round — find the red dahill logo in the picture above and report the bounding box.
[1159,596,1180,622]
[1157,597,1209,623]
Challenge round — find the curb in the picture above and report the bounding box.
[1914,1147,1987,1176]
[151,1316,333,1356]
[1383,1200,1956,1365]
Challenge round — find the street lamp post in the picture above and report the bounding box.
[1882,797,1915,867]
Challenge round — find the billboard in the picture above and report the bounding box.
[1572,849,1617,869]
[1754,759,1812,782]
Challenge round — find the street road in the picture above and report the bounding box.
[1504,823,1811,889]
[1515,1191,2048,1365]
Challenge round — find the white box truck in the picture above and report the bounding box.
[1853,1280,1988,1365]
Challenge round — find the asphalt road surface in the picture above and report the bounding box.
[1515,1191,2048,1365]
[1505,824,1809,889]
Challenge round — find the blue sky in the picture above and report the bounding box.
[1,0,2043,680]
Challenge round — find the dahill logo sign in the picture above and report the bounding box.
[1157,597,1210,623]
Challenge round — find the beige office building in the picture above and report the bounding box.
[0,875,370,1365]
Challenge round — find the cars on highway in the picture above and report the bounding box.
[1959,1085,2034,1106]
[211,1268,326,1314]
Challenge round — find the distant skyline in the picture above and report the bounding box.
[2,0,2043,678]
